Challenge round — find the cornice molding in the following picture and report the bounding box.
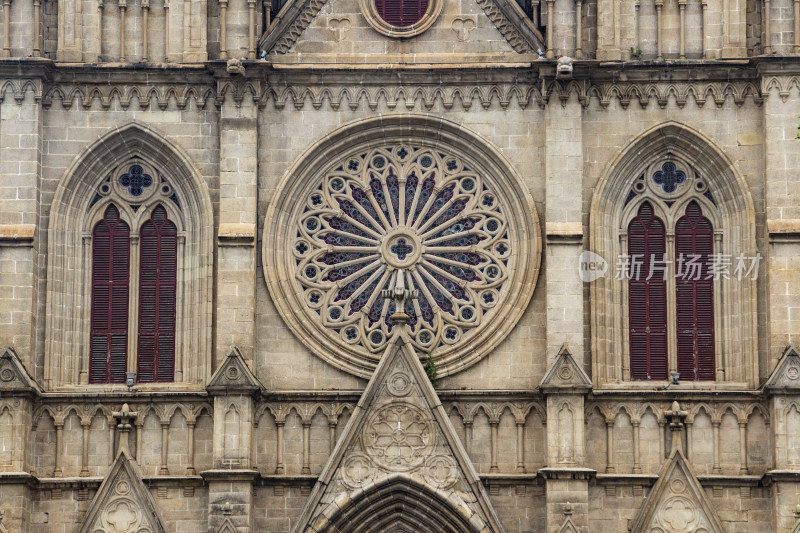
[0,77,776,111]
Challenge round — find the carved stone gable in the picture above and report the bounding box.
[291,333,506,532]
[765,345,800,392]
[259,0,543,57]
[206,346,263,395]
[540,344,592,393]
[630,450,726,533]
[0,347,40,394]
[76,451,168,533]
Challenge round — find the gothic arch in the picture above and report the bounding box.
[45,122,214,389]
[315,475,486,533]
[590,121,758,388]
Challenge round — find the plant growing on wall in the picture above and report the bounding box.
[425,353,438,388]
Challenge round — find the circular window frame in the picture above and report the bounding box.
[263,116,541,379]
[359,0,443,38]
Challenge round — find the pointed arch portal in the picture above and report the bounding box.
[319,476,483,533]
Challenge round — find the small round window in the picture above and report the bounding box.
[375,0,429,26]
[361,0,442,37]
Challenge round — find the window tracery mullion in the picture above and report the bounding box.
[417,196,459,234]
[128,233,141,376]
[175,234,185,382]
[666,232,677,376]
[381,180,399,228]
[619,232,629,382]
[714,232,726,382]
[410,187,440,231]
[80,234,93,385]
[363,189,392,231]
[398,178,408,227]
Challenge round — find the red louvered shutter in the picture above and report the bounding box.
[375,0,428,26]
[137,205,177,383]
[90,204,130,384]
[675,201,715,381]
[628,202,668,380]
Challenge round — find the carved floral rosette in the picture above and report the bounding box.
[263,118,541,378]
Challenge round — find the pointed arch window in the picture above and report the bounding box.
[90,205,130,384]
[137,205,178,383]
[675,201,715,381]
[87,162,184,385]
[628,201,668,381]
[623,162,719,382]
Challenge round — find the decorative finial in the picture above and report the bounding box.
[112,403,139,457]
[663,401,688,454]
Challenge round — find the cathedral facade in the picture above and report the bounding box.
[0,0,799,530]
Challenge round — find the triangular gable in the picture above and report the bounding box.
[629,450,726,533]
[260,0,543,58]
[539,344,592,393]
[765,345,800,391]
[0,347,41,395]
[292,332,505,532]
[76,450,168,533]
[206,346,264,395]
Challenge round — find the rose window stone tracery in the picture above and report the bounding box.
[264,120,541,379]
[293,146,511,355]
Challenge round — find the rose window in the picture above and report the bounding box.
[293,146,511,355]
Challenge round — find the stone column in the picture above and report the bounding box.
[215,77,259,369]
[219,0,228,59]
[544,90,584,369]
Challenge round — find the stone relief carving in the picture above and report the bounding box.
[291,335,506,532]
[451,16,477,41]
[363,403,436,471]
[77,450,168,533]
[328,17,351,41]
[629,449,725,533]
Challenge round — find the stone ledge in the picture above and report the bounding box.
[218,222,256,245]
[200,469,261,482]
[696,474,764,487]
[595,473,659,486]
[538,467,596,480]
[0,224,35,245]
[768,220,800,242]
[546,222,583,244]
